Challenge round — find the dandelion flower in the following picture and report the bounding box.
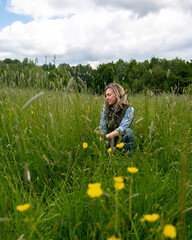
[116,142,125,148]
[108,148,112,153]
[127,167,139,174]
[87,183,103,198]
[31,111,34,114]
[83,142,88,149]
[114,182,125,190]
[140,213,160,222]
[107,236,121,240]
[114,177,124,183]
[114,176,125,190]
[16,203,31,212]
[163,224,176,239]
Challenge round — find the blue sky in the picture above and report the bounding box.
[0,0,32,29]
[0,0,192,67]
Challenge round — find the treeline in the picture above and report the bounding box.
[0,57,192,93]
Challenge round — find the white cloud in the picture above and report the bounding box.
[7,0,93,19]
[0,0,192,66]
[93,0,177,16]
[7,0,192,18]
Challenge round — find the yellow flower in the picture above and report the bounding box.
[140,213,160,223]
[16,203,31,212]
[114,176,125,190]
[114,176,124,183]
[87,183,103,198]
[127,167,139,174]
[163,224,177,239]
[108,148,112,153]
[107,236,121,240]
[116,142,125,148]
[83,142,88,149]
[114,182,125,190]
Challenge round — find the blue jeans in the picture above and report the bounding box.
[114,128,134,154]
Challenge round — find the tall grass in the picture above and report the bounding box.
[0,87,191,239]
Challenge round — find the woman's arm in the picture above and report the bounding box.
[106,130,119,139]
[99,107,106,133]
[115,107,134,135]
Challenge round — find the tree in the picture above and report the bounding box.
[93,62,115,93]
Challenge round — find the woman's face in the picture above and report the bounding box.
[105,88,117,107]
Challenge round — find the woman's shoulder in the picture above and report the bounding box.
[101,106,107,115]
[125,105,134,113]
[123,103,134,110]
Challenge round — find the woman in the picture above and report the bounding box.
[99,83,134,153]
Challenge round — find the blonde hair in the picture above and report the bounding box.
[105,83,128,109]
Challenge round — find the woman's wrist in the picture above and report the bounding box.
[106,130,119,139]
[106,133,110,138]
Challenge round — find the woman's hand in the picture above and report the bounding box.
[96,130,105,136]
[106,130,119,139]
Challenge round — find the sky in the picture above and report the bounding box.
[0,0,192,68]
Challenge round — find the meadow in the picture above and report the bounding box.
[0,87,191,240]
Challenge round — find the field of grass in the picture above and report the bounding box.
[0,87,191,240]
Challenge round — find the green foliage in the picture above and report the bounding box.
[93,62,116,93]
[0,57,192,93]
[183,84,192,94]
[41,63,56,71]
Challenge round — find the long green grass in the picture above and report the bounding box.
[0,87,191,239]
